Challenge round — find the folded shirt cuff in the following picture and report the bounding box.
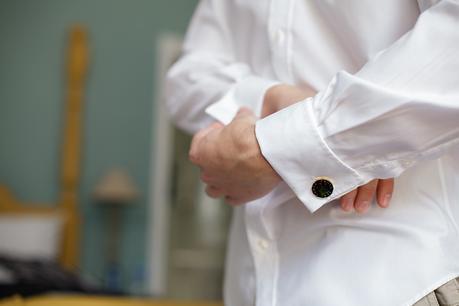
[205,76,279,124]
[255,99,365,212]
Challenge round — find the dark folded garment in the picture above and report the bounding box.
[0,255,122,298]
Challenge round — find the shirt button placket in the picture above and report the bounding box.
[246,200,278,306]
[268,0,293,82]
[274,29,285,45]
[258,238,270,251]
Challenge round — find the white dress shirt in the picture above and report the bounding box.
[166,0,459,305]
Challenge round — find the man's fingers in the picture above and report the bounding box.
[200,172,214,184]
[340,189,358,212]
[339,178,395,213]
[354,179,378,214]
[225,196,244,206]
[376,178,394,208]
[205,185,224,198]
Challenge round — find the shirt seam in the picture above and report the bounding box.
[355,137,459,176]
[437,159,459,236]
[286,0,295,82]
[306,102,363,183]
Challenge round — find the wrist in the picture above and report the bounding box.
[261,84,313,118]
[249,122,282,182]
[261,84,286,118]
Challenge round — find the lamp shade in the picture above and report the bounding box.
[93,168,139,203]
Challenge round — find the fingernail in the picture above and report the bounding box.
[343,199,353,211]
[356,201,370,213]
[381,194,392,208]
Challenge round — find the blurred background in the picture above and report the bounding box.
[0,0,230,304]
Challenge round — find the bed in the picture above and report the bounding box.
[0,24,86,297]
[0,25,222,306]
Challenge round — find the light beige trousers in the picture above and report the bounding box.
[413,278,459,306]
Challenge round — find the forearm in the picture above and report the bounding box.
[256,0,459,212]
[166,0,279,133]
[166,53,276,133]
[260,84,316,118]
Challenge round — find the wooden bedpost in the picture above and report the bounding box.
[59,25,88,270]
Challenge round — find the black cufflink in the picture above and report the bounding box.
[311,178,334,198]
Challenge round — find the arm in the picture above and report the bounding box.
[166,0,278,134]
[256,0,459,212]
[262,85,395,213]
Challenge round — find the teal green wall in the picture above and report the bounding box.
[0,0,197,292]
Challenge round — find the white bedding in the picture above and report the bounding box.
[0,214,63,261]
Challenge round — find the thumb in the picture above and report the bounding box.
[197,121,224,140]
[209,121,225,130]
[235,107,255,120]
[236,107,253,116]
[189,122,224,163]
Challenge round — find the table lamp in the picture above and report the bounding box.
[93,168,139,291]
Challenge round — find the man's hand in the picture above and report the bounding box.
[189,108,281,205]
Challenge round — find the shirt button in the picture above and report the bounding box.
[187,72,200,82]
[311,178,334,198]
[274,29,285,45]
[402,160,413,167]
[258,239,269,251]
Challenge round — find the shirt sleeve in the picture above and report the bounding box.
[255,0,459,212]
[166,0,278,134]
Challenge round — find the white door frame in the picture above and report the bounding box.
[146,33,183,296]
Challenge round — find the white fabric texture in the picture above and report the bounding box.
[166,0,459,305]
